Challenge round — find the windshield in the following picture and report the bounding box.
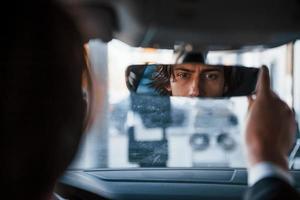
[70,39,299,169]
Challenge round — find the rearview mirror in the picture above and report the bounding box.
[125,63,259,98]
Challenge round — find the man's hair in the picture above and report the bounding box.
[0,1,92,198]
[150,65,173,95]
[176,51,205,64]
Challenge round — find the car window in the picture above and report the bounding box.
[291,41,300,169]
[70,39,299,169]
[294,41,300,126]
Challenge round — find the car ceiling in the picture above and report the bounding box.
[61,0,300,50]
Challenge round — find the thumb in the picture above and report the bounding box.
[256,65,271,96]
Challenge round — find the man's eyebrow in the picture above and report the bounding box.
[174,68,195,73]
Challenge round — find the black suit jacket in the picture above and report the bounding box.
[244,177,300,200]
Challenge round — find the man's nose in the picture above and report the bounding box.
[189,79,200,97]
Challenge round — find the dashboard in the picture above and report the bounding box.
[57,168,300,200]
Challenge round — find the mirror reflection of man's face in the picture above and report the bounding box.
[166,64,226,97]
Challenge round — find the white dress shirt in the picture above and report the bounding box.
[248,161,294,186]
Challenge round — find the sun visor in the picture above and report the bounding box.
[112,0,300,50]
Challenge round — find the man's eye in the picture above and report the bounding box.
[205,73,218,80]
[176,72,190,80]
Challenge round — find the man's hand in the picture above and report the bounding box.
[246,66,296,171]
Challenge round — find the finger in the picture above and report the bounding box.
[247,95,254,111]
[256,65,271,96]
